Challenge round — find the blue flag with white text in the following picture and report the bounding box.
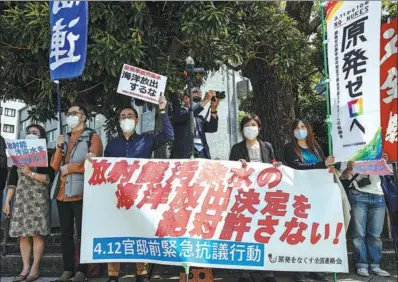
[49,1,88,81]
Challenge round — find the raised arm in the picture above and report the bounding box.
[153,113,174,150]
[204,115,218,133]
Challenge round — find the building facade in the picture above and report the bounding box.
[0,100,26,141]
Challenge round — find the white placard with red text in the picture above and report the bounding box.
[117,64,167,105]
[81,158,348,273]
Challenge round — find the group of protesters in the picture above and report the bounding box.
[1,87,392,282]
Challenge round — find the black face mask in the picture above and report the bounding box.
[193,97,202,103]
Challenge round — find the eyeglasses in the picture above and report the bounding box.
[66,111,83,117]
[119,114,136,121]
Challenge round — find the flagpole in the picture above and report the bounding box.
[320,2,337,282]
[320,1,333,156]
[55,80,63,135]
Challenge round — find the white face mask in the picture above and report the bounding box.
[120,119,136,133]
[25,134,39,140]
[66,116,80,129]
[294,129,308,140]
[243,126,259,140]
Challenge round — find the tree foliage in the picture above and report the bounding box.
[1,1,324,160]
[0,2,192,133]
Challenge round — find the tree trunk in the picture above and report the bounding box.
[244,63,295,162]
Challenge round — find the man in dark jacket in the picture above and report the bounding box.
[170,88,219,159]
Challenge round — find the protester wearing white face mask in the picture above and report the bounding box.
[283,119,335,282]
[229,115,281,282]
[3,124,55,282]
[99,96,173,282]
[51,105,103,282]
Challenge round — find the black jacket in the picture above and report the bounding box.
[170,103,218,159]
[283,142,327,170]
[0,136,8,190]
[0,136,6,168]
[229,140,276,164]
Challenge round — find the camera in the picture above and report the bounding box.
[212,91,226,101]
[357,176,371,188]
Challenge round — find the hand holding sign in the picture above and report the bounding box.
[86,153,96,163]
[21,165,32,177]
[347,161,355,171]
[325,156,335,167]
[158,95,167,110]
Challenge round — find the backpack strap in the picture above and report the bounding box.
[82,128,95,149]
[204,107,211,121]
[347,173,360,188]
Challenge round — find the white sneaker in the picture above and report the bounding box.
[357,268,369,277]
[370,268,390,277]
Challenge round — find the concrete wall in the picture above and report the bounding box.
[199,67,244,160]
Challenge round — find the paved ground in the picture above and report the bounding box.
[1,273,398,282]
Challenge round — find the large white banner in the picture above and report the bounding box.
[326,1,382,162]
[81,158,348,273]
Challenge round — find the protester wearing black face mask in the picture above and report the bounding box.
[170,87,219,159]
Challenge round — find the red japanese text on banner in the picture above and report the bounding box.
[81,158,348,273]
[380,18,398,161]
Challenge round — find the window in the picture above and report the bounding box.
[4,108,16,117]
[46,130,57,142]
[20,120,30,131]
[0,107,2,115]
[3,124,15,133]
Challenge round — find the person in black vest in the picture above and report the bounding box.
[170,88,219,159]
[230,115,281,282]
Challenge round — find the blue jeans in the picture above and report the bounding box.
[348,190,386,270]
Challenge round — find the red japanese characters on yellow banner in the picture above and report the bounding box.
[380,18,398,161]
[81,158,348,273]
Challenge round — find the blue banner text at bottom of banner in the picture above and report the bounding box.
[93,237,265,267]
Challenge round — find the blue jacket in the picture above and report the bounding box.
[104,113,174,158]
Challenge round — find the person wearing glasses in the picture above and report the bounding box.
[51,104,103,282]
[97,96,173,282]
